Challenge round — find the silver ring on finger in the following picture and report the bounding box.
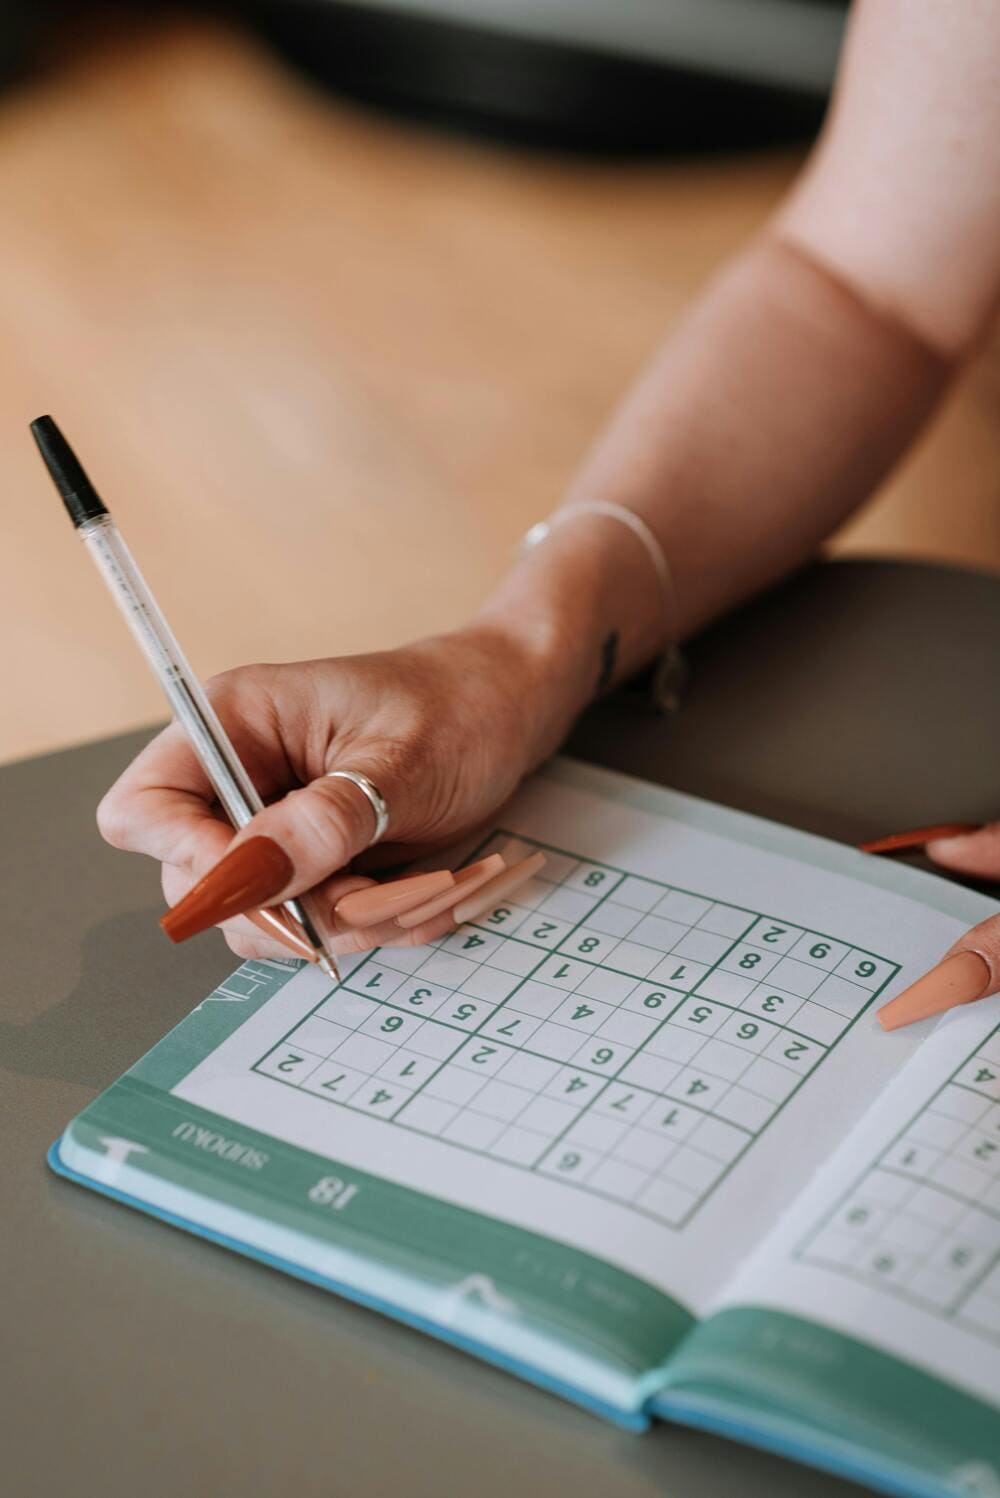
[324,769,390,846]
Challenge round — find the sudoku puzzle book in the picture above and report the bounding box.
[50,760,1000,1498]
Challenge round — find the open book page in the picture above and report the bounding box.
[54,759,987,1420]
[660,999,1000,1490]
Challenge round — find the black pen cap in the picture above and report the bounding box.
[30,415,109,528]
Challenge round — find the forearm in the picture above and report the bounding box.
[477,229,950,743]
[562,229,950,645]
[478,0,1000,743]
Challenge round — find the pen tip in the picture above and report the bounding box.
[318,953,341,984]
[30,414,109,528]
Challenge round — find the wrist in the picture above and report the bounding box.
[472,513,667,755]
[453,607,581,771]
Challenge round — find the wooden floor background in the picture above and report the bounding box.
[3,17,999,766]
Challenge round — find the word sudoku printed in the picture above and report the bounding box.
[799,1026,1000,1341]
[254,834,897,1228]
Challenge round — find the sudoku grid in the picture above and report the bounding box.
[252,833,898,1229]
[798,1024,1000,1342]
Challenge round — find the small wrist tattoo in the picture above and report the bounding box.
[596,630,620,695]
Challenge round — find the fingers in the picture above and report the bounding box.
[96,671,288,868]
[162,860,301,961]
[99,643,534,957]
[157,750,413,943]
[926,821,1000,880]
[878,910,1000,1031]
[160,853,374,964]
[98,722,235,870]
[168,844,543,967]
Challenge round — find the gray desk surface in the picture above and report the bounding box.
[4,559,1000,1498]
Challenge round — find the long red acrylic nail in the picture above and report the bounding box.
[161,836,294,943]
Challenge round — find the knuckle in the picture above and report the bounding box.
[95,788,132,850]
[377,734,427,787]
[294,781,361,856]
[202,663,272,709]
[350,733,450,840]
[201,666,246,709]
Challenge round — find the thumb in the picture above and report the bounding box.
[160,751,405,942]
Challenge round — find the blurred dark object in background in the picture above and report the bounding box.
[0,1,846,154]
[0,1,55,84]
[235,0,847,152]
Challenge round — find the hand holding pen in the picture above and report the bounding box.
[97,654,550,962]
[34,418,566,969]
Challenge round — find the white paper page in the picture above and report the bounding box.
[709,996,1000,1406]
[170,760,989,1316]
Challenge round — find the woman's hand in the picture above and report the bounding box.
[96,620,584,963]
[95,505,672,965]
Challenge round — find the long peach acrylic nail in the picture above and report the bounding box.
[452,851,546,926]
[397,854,507,929]
[161,836,294,943]
[877,951,991,1031]
[334,870,455,929]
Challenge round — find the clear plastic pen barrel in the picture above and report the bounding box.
[78,514,337,976]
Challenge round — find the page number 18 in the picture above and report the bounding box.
[308,1176,358,1210]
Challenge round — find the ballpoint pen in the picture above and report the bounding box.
[30,415,340,981]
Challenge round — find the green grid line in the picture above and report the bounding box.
[796,1020,1000,1342]
[253,832,898,1232]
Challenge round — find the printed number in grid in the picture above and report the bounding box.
[253,833,897,1228]
[799,1028,1000,1340]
